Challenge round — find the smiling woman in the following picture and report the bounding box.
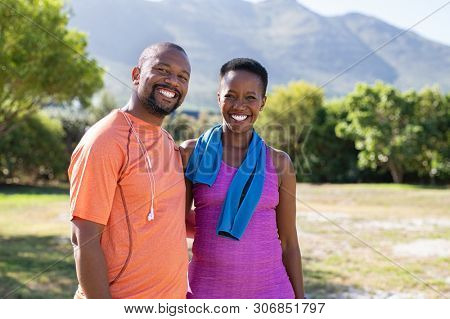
[180,58,305,299]
[219,69,266,135]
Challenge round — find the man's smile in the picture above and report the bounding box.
[154,85,180,101]
[158,88,176,99]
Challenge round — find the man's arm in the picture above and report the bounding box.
[180,139,197,238]
[71,217,111,299]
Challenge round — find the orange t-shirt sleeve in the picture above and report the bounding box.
[68,132,124,225]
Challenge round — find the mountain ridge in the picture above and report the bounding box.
[68,0,450,108]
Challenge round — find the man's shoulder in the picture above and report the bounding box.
[88,109,124,137]
[75,109,128,155]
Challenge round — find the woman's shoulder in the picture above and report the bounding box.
[267,146,292,168]
[267,145,295,180]
[180,139,198,167]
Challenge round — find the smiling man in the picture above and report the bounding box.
[68,42,191,298]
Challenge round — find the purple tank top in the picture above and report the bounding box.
[187,147,295,299]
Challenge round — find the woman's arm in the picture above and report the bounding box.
[180,139,197,238]
[272,148,305,299]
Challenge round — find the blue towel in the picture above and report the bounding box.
[185,124,266,240]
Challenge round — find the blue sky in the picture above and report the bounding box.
[249,0,450,45]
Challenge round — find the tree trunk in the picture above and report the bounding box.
[388,160,404,183]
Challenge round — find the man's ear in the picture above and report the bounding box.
[217,92,221,104]
[260,96,267,111]
[132,67,140,85]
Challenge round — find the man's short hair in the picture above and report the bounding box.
[220,58,268,96]
[138,42,187,67]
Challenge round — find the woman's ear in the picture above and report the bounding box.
[260,96,267,111]
[132,67,140,85]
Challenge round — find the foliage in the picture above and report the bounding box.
[412,88,450,182]
[163,110,221,143]
[308,100,362,183]
[0,111,67,183]
[0,0,103,136]
[48,91,119,157]
[89,91,119,122]
[256,82,324,180]
[336,82,449,183]
[255,82,369,182]
[46,104,92,157]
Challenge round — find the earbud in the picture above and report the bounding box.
[147,206,155,221]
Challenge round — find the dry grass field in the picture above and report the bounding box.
[296,184,450,298]
[1,183,448,298]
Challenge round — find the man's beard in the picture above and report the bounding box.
[142,84,182,117]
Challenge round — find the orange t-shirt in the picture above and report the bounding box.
[68,109,188,299]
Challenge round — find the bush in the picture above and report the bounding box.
[0,112,67,183]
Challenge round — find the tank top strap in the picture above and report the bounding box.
[264,144,279,185]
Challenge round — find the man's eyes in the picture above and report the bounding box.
[154,67,189,82]
[178,75,189,82]
[155,67,169,73]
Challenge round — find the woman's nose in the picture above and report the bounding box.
[232,98,248,109]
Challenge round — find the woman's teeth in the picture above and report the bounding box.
[231,114,248,122]
[159,89,176,98]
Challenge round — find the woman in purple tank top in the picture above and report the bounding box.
[181,58,304,299]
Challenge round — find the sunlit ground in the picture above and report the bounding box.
[296,184,449,298]
[1,184,448,298]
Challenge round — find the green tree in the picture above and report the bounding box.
[336,82,426,183]
[89,91,118,123]
[47,104,91,157]
[163,110,221,143]
[46,91,118,162]
[255,81,324,180]
[412,88,450,182]
[164,113,198,143]
[256,81,368,182]
[312,99,363,183]
[0,111,67,182]
[0,0,103,136]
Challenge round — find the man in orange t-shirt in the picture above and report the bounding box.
[68,42,191,298]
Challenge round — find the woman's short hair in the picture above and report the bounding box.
[220,58,268,96]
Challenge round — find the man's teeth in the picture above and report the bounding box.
[159,89,175,98]
[231,114,248,122]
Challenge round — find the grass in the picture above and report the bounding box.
[0,184,75,298]
[0,183,449,298]
[297,183,450,298]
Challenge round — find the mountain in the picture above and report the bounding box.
[68,0,450,109]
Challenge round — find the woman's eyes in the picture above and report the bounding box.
[224,95,257,100]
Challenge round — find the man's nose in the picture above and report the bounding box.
[164,73,180,88]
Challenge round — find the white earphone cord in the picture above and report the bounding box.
[121,111,156,221]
